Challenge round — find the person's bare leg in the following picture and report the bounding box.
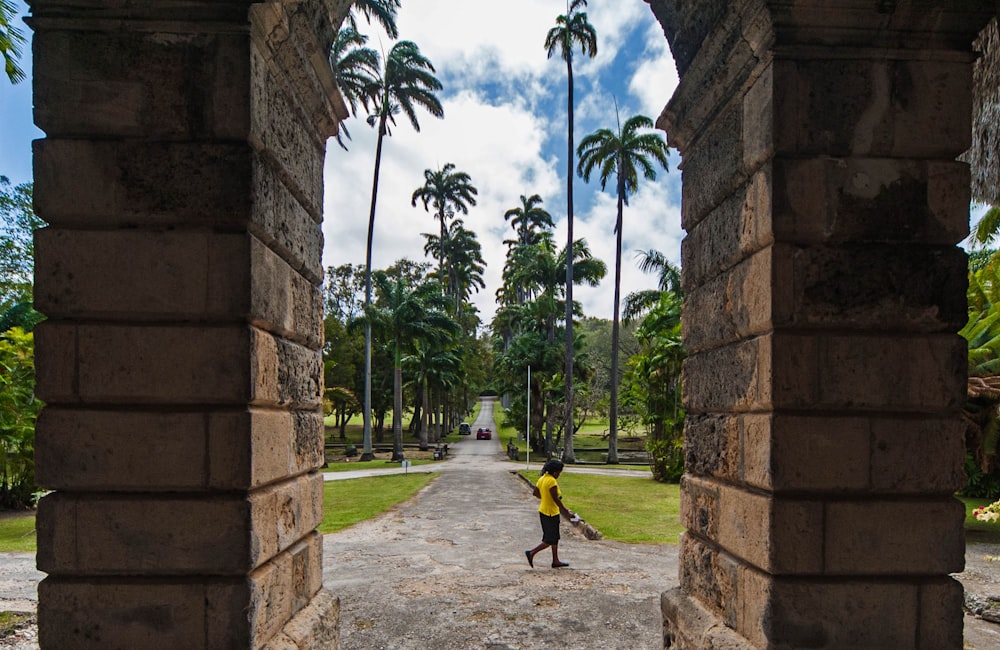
[551,544,568,568]
[526,543,549,567]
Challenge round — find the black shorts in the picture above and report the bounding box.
[540,512,561,545]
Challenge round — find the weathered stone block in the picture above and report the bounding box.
[757,576,919,648]
[35,228,252,319]
[772,243,968,332]
[683,337,766,413]
[251,328,323,408]
[33,28,251,139]
[248,540,309,646]
[678,534,738,626]
[870,417,965,494]
[764,415,870,492]
[681,103,745,230]
[210,409,325,490]
[825,499,964,574]
[774,57,972,158]
[37,493,253,574]
[771,156,971,245]
[32,322,76,402]
[680,475,720,540]
[38,579,209,650]
[35,408,210,490]
[917,578,964,649]
[267,588,339,650]
[683,248,773,353]
[250,44,325,218]
[683,414,740,482]
[814,333,966,411]
[250,473,324,564]
[251,236,323,348]
[252,154,325,283]
[35,408,323,491]
[742,60,773,173]
[33,139,253,227]
[680,168,772,293]
[37,476,322,575]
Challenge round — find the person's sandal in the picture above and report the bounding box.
[551,562,569,568]
[525,550,534,568]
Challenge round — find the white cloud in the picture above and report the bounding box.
[628,19,680,123]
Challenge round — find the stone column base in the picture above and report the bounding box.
[662,588,753,650]
[264,589,340,650]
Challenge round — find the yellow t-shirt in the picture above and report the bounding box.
[536,473,562,517]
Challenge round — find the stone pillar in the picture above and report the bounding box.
[651,1,996,648]
[29,1,348,647]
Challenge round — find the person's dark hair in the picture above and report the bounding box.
[541,459,564,476]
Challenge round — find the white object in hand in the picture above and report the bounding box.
[570,515,581,523]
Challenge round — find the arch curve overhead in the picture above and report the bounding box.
[646,1,999,648]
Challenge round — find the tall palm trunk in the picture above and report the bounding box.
[563,55,577,464]
[362,114,388,462]
[393,363,404,461]
[420,375,430,450]
[608,166,625,464]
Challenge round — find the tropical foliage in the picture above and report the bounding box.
[0,327,38,509]
[1,0,25,84]
[961,258,1000,495]
[0,178,42,508]
[411,163,478,302]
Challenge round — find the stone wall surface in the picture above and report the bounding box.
[30,0,347,647]
[654,1,997,649]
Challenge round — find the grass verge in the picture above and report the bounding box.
[520,470,683,544]
[0,513,36,553]
[322,459,435,473]
[319,473,436,534]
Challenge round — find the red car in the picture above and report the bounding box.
[476,427,492,440]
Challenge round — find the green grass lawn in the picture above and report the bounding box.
[0,513,36,553]
[521,470,683,544]
[319,473,436,533]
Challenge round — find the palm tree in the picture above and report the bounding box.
[970,205,1000,249]
[577,113,669,463]
[623,249,682,321]
[504,194,554,248]
[361,41,443,460]
[1,0,25,84]
[545,0,597,463]
[345,0,401,39]
[365,273,457,460]
[329,25,380,150]
[422,219,486,314]
[411,163,478,292]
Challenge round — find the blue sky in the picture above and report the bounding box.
[1,0,684,322]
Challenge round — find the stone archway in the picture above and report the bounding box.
[25,0,1000,648]
[647,1,998,647]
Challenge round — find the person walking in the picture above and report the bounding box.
[525,459,576,568]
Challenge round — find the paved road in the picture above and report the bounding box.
[321,397,678,649]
